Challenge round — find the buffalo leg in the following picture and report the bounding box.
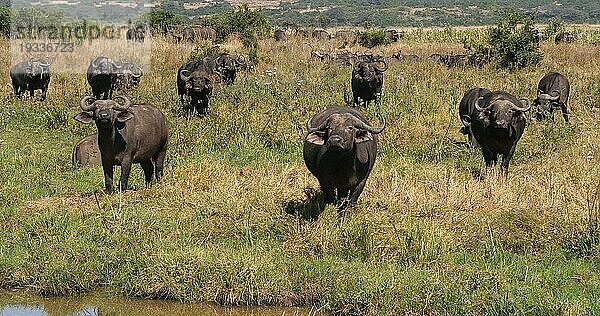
[118,158,133,192]
[468,130,479,148]
[141,160,155,186]
[154,147,167,183]
[12,81,21,98]
[319,180,336,204]
[549,106,556,122]
[560,103,570,124]
[348,178,368,206]
[29,89,34,99]
[102,162,115,194]
[501,145,517,175]
[41,87,47,101]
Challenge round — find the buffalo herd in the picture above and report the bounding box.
[7,28,580,211]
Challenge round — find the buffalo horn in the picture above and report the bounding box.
[180,69,191,82]
[515,98,532,112]
[374,59,388,72]
[91,57,103,68]
[354,113,386,134]
[307,116,328,133]
[80,96,97,111]
[549,90,560,100]
[131,65,143,78]
[474,96,491,111]
[112,96,131,111]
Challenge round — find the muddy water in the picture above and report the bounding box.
[0,290,322,316]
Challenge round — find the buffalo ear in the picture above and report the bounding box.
[116,110,134,123]
[355,130,373,143]
[74,112,94,124]
[306,132,325,145]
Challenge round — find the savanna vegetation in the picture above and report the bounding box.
[1,25,600,315]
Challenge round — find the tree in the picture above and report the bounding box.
[146,9,184,36]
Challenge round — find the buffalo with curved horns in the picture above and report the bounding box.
[463,91,531,174]
[303,106,386,208]
[351,59,387,107]
[74,96,168,193]
[87,56,122,99]
[534,72,570,123]
[177,60,213,116]
[10,58,51,101]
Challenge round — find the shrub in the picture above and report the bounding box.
[209,5,272,65]
[189,41,228,61]
[545,17,565,40]
[357,28,391,48]
[465,9,542,70]
[146,9,185,36]
[0,6,9,38]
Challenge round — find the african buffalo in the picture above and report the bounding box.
[351,59,387,107]
[385,29,404,42]
[534,72,570,123]
[303,106,385,207]
[459,88,492,148]
[391,51,421,63]
[274,29,286,41]
[429,53,467,67]
[177,60,213,116]
[312,28,331,40]
[87,56,121,99]
[463,91,531,174]
[203,54,239,85]
[74,96,168,193]
[72,134,101,167]
[176,26,217,43]
[115,62,143,91]
[126,25,145,42]
[10,58,51,101]
[555,32,575,44]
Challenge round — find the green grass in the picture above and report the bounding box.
[1,33,600,315]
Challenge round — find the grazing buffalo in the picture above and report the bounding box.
[463,91,531,174]
[87,56,121,99]
[10,58,51,101]
[177,60,213,116]
[459,88,492,148]
[534,72,570,123]
[429,53,467,67]
[175,26,217,43]
[74,96,168,193]
[274,29,286,41]
[385,29,404,42]
[303,106,386,207]
[351,59,387,107]
[312,28,331,40]
[555,32,575,44]
[203,54,239,85]
[391,51,421,62]
[115,62,143,91]
[72,134,101,167]
[126,25,145,42]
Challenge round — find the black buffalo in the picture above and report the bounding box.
[175,26,217,43]
[385,29,404,42]
[555,32,575,44]
[303,106,385,204]
[126,25,146,42]
[203,54,239,85]
[177,60,213,116]
[303,106,385,207]
[459,87,492,148]
[463,91,531,174]
[115,62,143,91]
[87,56,121,99]
[274,29,286,41]
[10,58,51,101]
[351,59,387,107]
[74,96,168,193]
[534,72,570,123]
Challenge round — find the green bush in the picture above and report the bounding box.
[0,6,9,38]
[465,9,542,70]
[189,41,228,61]
[209,5,271,65]
[545,17,565,41]
[146,9,185,36]
[357,28,391,48]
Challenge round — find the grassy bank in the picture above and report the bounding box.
[1,31,600,315]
